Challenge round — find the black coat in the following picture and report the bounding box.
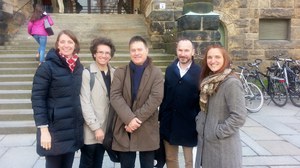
[31,48,84,156]
[159,59,201,147]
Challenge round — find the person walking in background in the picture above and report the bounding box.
[57,0,64,13]
[159,38,201,168]
[42,0,53,13]
[79,37,116,168]
[195,45,247,168]
[28,4,54,64]
[31,30,84,168]
[110,35,164,168]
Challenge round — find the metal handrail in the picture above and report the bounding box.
[14,0,32,16]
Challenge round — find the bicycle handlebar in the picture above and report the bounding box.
[273,53,294,63]
[255,59,262,64]
[248,59,262,67]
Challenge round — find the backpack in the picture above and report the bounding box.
[85,67,96,91]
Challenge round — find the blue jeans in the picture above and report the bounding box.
[79,144,105,168]
[119,151,154,168]
[33,35,47,62]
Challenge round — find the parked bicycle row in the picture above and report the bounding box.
[236,55,300,113]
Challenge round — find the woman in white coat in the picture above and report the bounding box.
[79,37,116,168]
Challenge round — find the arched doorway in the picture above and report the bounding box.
[218,21,227,49]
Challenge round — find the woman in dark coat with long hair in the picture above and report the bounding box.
[31,30,84,168]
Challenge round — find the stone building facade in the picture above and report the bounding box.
[145,0,300,65]
[1,0,300,65]
[213,0,300,65]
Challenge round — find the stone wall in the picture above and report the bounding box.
[0,0,32,45]
[214,0,300,67]
[145,0,183,53]
[144,0,300,68]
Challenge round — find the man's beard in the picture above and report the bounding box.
[179,57,191,64]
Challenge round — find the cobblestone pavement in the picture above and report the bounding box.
[0,101,300,168]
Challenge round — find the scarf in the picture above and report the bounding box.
[60,53,79,72]
[199,68,232,112]
[129,58,149,101]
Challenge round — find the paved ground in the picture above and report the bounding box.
[0,101,300,168]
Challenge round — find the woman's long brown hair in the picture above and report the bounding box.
[200,45,231,81]
[30,4,44,21]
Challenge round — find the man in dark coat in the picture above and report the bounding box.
[159,38,201,168]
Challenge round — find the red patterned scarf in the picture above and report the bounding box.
[60,53,79,72]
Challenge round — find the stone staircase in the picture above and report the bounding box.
[0,14,175,134]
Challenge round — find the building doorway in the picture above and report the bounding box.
[36,0,134,14]
[75,0,133,13]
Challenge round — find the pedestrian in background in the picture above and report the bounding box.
[42,0,53,13]
[79,37,116,168]
[110,35,164,168]
[57,0,64,13]
[28,4,54,64]
[159,38,201,168]
[195,45,247,168]
[31,29,84,168]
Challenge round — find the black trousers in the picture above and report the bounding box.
[79,144,105,168]
[45,152,75,168]
[119,151,155,168]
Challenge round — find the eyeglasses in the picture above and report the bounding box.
[96,51,111,56]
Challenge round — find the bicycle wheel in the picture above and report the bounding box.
[246,75,257,84]
[244,82,264,113]
[269,79,288,107]
[289,76,300,107]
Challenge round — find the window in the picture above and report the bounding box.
[259,19,290,40]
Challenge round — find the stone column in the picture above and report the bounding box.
[177,0,221,60]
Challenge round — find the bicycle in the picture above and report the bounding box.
[273,56,300,107]
[237,66,264,113]
[246,59,288,107]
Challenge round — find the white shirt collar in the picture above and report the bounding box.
[177,61,192,78]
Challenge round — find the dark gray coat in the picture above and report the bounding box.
[195,76,247,168]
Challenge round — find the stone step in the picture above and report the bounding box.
[0,44,132,51]
[0,59,173,69]
[0,64,166,74]
[0,68,37,75]
[48,14,146,22]
[0,74,34,82]
[9,32,148,43]
[0,82,33,90]
[0,109,33,121]
[0,90,31,99]
[0,48,166,54]
[0,99,32,110]
[0,53,174,63]
[0,48,169,56]
[0,120,36,134]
